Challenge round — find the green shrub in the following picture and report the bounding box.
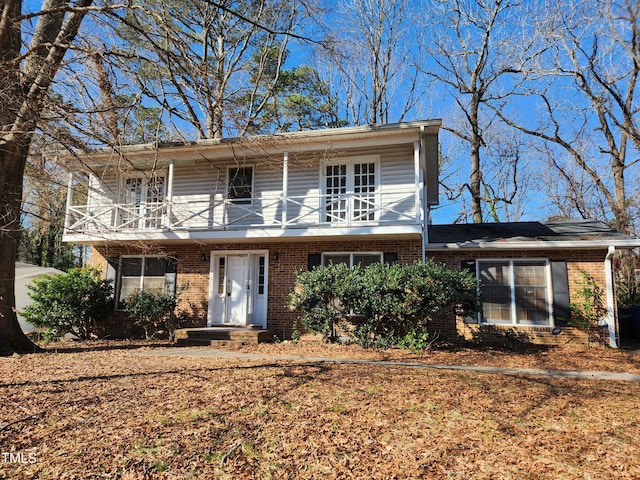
[124,289,180,340]
[351,261,479,348]
[22,267,113,339]
[397,328,437,353]
[287,262,362,340]
[288,260,479,349]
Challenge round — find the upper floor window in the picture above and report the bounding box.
[120,173,165,229]
[228,167,253,204]
[324,160,377,223]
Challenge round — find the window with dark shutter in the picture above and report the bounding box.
[476,259,552,326]
[550,261,570,325]
[308,253,322,271]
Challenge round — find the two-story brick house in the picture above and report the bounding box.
[60,120,640,346]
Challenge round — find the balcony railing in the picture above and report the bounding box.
[64,190,420,235]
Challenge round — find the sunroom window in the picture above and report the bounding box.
[478,260,551,326]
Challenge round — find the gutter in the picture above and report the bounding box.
[424,240,640,250]
[605,245,618,348]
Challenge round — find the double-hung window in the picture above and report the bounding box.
[117,256,177,309]
[478,260,552,326]
[324,159,377,223]
[322,252,382,268]
[228,167,253,204]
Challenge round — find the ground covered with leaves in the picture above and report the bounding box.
[1,341,639,479]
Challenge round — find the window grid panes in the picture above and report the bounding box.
[228,167,253,203]
[478,260,550,326]
[121,174,166,230]
[118,256,169,309]
[353,163,376,221]
[257,256,265,295]
[322,253,382,268]
[325,165,347,222]
[145,175,166,229]
[513,262,548,325]
[479,261,512,323]
[217,257,226,295]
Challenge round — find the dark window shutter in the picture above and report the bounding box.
[165,257,178,295]
[106,256,119,306]
[166,256,178,273]
[383,252,398,264]
[551,260,570,325]
[461,260,477,276]
[461,260,479,323]
[106,256,119,281]
[308,253,321,270]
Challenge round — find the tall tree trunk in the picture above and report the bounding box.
[0,0,93,355]
[0,139,42,355]
[469,98,483,223]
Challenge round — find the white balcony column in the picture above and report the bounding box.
[413,140,421,225]
[64,172,73,232]
[165,159,175,229]
[282,151,289,227]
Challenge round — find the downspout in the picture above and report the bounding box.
[605,245,618,348]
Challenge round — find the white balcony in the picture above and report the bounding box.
[63,190,423,242]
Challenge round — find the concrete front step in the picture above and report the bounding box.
[175,327,274,346]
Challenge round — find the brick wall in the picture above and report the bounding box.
[89,237,422,339]
[428,248,609,346]
[90,242,610,346]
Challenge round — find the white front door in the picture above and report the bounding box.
[225,255,249,324]
[208,251,268,327]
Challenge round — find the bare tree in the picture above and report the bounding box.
[98,0,316,140]
[495,0,640,234]
[323,0,426,126]
[424,0,545,223]
[0,0,101,355]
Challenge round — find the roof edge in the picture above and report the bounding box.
[425,239,640,251]
[55,119,442,165]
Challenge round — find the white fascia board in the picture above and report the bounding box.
[63,225,423,245]
[424,240,640,250]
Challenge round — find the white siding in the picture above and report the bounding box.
[378,144,416,223]
[171,163,225,229]
[76,143,420,232]
[286,163,320,225]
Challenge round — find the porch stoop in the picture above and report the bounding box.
[175,327,274,346]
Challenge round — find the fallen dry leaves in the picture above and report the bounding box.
[0,340,639,479]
